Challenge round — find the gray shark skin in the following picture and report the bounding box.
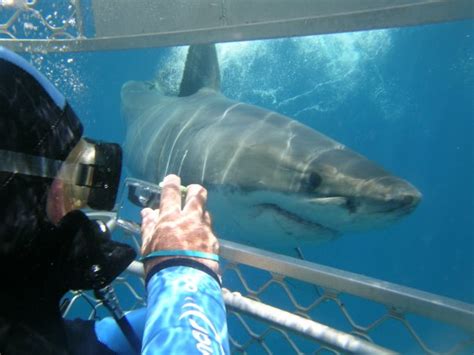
[122,44,421,251]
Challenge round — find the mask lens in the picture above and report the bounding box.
[84,139,122,211]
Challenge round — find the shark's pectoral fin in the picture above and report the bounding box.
[179,44,221,97]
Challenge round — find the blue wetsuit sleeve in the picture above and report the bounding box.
[142,265,230,355]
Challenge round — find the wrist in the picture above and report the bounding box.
[144,258,221,287]
[144,256,220,277]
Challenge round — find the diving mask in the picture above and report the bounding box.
[0,137,122,215]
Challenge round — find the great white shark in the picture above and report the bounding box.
[121,44,421,251]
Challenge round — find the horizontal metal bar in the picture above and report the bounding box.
[220,240,474,334]
[119,237,396,352]
[126,261,145,276]
[0,0,472,53]
[124,253,396,353]
[222,288,397,354]
[87,211,474,334]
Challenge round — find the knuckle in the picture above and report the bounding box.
[187,184,207,196]
[159,209,180,221]
[164,174,180,183]
[158,222,177,235]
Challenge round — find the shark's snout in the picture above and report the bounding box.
[387,186,422,212]
[399,194,418,210]
[367,177,422,215]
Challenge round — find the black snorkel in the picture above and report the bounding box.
[90,263,142,354]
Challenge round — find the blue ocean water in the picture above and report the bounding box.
[24,16,473,353]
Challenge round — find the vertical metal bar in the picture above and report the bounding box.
[74,0,86,37]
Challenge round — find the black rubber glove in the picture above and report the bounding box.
[55,210,136,291]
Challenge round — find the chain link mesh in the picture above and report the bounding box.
[222,262,474,354]
[0,0,82,42]
[61,226,474,354]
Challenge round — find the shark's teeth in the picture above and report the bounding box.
[310,196,347,206]
[253,203,337,234]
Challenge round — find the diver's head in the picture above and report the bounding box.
[0,47,122,246]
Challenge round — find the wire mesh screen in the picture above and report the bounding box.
[0,1,83,40]
[61,217,474,355]
[222,263,473,354]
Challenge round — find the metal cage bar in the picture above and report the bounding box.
[222,289,397,354]
[87,212,474,353]
[123,238,474,336]
[219,240,474,334]
[0,0,473,53]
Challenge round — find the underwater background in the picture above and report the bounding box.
[17,10,473,353]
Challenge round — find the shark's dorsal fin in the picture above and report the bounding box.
[179,44,221,97]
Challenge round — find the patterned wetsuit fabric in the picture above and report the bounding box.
[142,266,230,354]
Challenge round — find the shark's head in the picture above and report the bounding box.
[208,118,422,248]
[288,147,421,234]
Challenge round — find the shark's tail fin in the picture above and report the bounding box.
[179,44,221,97]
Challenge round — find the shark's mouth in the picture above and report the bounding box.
[254,202,338,236]
[252,194,415,238]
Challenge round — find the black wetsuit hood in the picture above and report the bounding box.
[0,48,135,354]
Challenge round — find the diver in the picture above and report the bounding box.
[0,46,229,354]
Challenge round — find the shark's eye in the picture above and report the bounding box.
[144,81,156,90]
[300,172,322,193]
[308,172,322,190]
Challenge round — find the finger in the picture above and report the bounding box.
[141,208,159,239]
[141,217,157,240]
[203,211,212,226]
[159,174,182,215]
[183,184,207,216]
[141,207,159,223]
[211,239,219,254]
[141,207,154,218]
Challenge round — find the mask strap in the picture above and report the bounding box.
[0,149,62,180]
[0,149,94,186]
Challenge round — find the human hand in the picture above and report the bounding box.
[140,174,219,276]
